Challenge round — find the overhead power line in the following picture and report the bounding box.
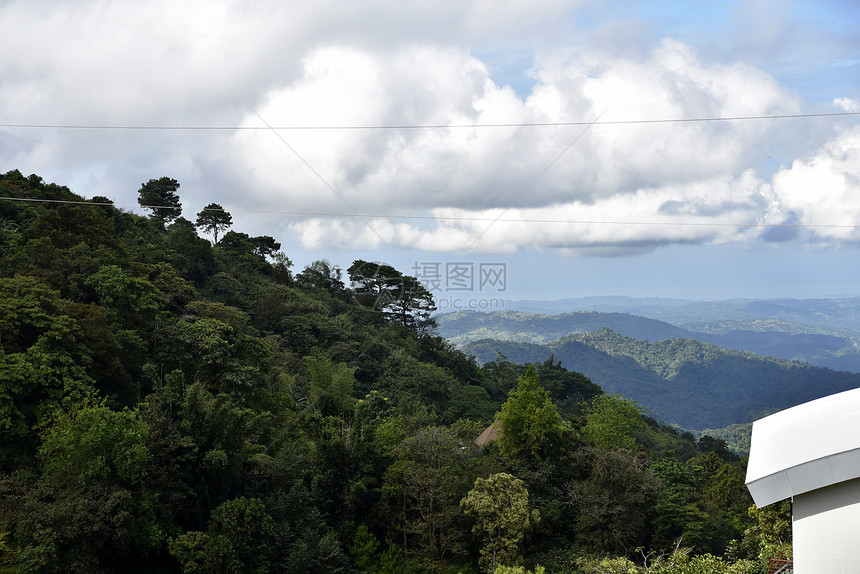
[1,111,858,131]
[469,108,607,247]
[2,196,857,230]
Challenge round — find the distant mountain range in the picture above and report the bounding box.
[497,296,860,335]
[437,298,860,431]
[438,297,860,372]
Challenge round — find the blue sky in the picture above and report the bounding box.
[1,0,859,303]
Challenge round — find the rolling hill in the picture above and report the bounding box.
[438,307,860,372]
[462,328,860,429]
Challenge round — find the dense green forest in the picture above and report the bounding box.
[0,170,791,573]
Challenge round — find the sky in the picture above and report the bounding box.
[2,0,859,305]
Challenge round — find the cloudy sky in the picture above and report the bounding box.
[2,0,859,304]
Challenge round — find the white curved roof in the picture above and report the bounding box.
[746,387,860,507]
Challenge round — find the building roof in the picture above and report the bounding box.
[746,387,860,507]
[475,420,501,447]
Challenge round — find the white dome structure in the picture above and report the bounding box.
[746,387,860,573]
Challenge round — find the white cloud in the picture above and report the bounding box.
[217,37,799,216]
[213,37,807,253]
[284,118,860,254]
[834,98,860,112]
[771,126,860,242]
[1,0,854,258]
[288,169,775,252]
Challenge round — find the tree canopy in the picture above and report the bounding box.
[348,259,436,333]
[460,472,540,573]
[137,177,182,226]
[195,203,233,244]
[496,365,563,459]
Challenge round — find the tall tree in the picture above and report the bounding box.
[348,260,436,333]
[387,275,437,334]
[195,203,232,244]
[496,366,563,459]
[137,177,182,226]
[393,426,472,566]
[250,235,280,259]
[460,472,540,573]
[296,260,345,293]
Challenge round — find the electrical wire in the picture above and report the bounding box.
[2,196,857,230]
[1,111,858,131]
[2,110,857,232]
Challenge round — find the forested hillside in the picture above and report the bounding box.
[0,170,788,573]
[464,329,860,429]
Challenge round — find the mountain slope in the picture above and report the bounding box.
[463,329,860,429]
[438,310,693,345]
[439,308,860,372]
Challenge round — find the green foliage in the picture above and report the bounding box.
[186,300,249,328]
[643,548,759,574]
[381,348,457,416]
[10,402,160,572]
[496,366,562,459]
[575,555,640,574]
[84,264,164,327]
[569,328,860,428]
[696,435,737,461]
[13,482,161,572]
[566,447,659,555]
[351,517,427,574]
[169,496,276,574]
[744,500,792,549]
[460,473,540,573]
[348,260,436,333]
[166,217,217,285]
[176,383,270,502]
[195,203,233,244]
[297,259,345,293]
[464,339,553,368]
[464,324,860,430]
[218,231,281,275]
[535,356,602,411]
[264,479,351,573]
[391,425,474,565]
[576,548,759,574]
[582,394,645,450]
[305,354,356,417]
[138,177,182,226]
[39,402,149,488]
[697,423,752,456]
[350,524,380,570]
[0,528,10,566]
[0,276,96,458]
[157,316,268,397]
[495,565,545,574]
[0,171,769,574]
